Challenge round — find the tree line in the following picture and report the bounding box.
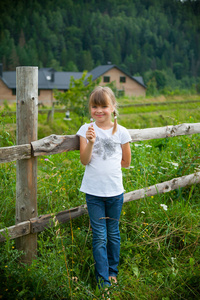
[0,0,200,93]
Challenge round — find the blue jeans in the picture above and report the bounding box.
[86,193,124,287]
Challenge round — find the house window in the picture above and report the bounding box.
[12,89,16,95]
[103,76,110,83]
[120,76,126,83]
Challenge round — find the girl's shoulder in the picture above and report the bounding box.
[76,123,90,136]
[116,124,132,143]
[117,124,129,134]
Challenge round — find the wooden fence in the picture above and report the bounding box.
[0,67,200,264]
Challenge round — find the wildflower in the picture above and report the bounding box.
[171,257,176,264]
[166,161,178,168]
[123,211,126,215]
[5,266,7,268]
[50,191,52,194]
[151,196,154,198]
[44,158,49,161]
[72,276,78,282]
[188,144,190,147]
[78,227,80,230]
[141,211,145,214]
[160,204,168,211]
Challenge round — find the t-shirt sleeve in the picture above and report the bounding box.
[76,123,88,138]
[120,126,132,144]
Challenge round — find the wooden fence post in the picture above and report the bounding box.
[15,66,38,264]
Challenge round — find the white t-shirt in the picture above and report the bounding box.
[76,122,132,197]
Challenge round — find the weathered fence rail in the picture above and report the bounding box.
[0,67,200,264]
[1,123,200,164]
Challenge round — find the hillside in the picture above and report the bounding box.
[0,0,200,92]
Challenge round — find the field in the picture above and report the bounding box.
[0,94,200,299]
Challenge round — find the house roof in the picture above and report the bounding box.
[88,64,146,88]
[38,68,83,89]
[1,71,16,88]
[1,68,83,90]
[0,65,146,90]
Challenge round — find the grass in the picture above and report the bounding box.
[0,95,200,299]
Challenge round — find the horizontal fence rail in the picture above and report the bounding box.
[1,122,200,164]
[1,171,200,243]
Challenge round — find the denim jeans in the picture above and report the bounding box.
[86,193,124,287]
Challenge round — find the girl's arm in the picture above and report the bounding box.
[121,142,131,168]
[79,126,96,165]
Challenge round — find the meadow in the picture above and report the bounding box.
[0,94,200,299]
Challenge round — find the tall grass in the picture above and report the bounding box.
[0,97,200,299]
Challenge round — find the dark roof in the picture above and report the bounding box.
[1,71,16,88]
[0,65,146,90]
[1,68,83,90]
[88,64,146,88]
[38,69,83,89]
[88,65,114,81]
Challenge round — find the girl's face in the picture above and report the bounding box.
[90,103,114,124]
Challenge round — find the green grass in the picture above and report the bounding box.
[0,96,200,299]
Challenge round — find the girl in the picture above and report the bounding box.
[77,86,131,288]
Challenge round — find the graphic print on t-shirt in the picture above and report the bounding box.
[93,136,116,160]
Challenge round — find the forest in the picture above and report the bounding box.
[0,0,200,92]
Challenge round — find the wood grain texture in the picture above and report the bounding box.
[0,144,31,163]
[31,134,80,156]
[128,123,200,142]
[0,221,30,242]
[15,66,38,263]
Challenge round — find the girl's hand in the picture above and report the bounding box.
[79,126,96,165]
[86,125,96,143]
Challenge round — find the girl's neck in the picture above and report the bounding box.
[95,120,113,130]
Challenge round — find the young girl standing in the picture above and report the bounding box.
[77,86,131,288]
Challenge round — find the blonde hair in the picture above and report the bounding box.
[89,86,118,134]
